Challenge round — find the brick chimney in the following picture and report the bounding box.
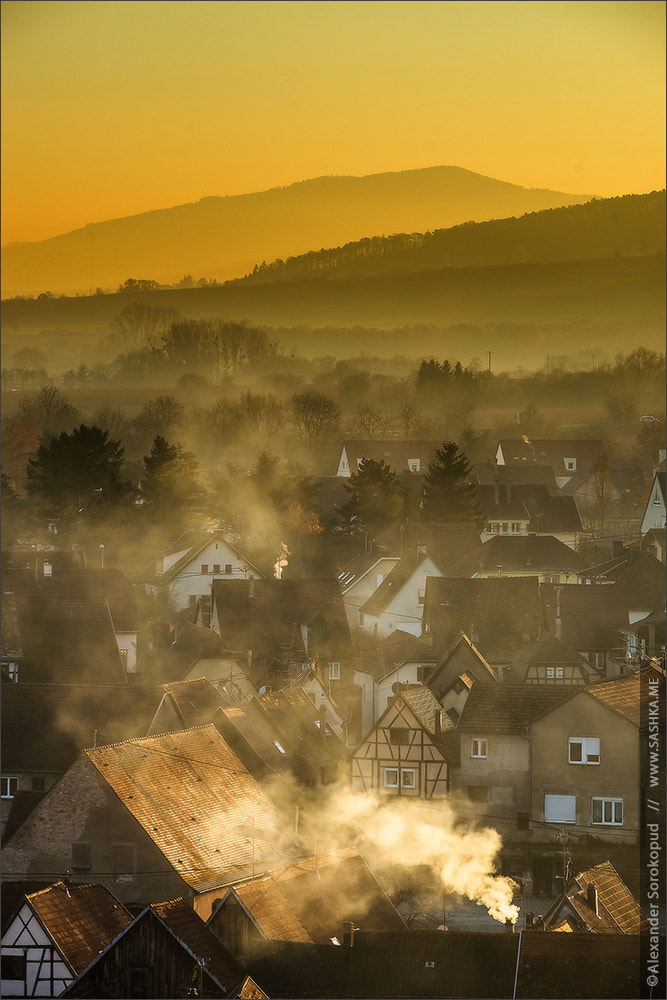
[343,921,356,947]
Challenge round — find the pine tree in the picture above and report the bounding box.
[421,442,486,525]
[339,458,406,539]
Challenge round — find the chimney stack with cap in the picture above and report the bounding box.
[587,882,599,916]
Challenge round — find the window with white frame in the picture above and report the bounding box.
[1,776,19,798]
[400,769,416,789]
[546,666,564,678]
[201,564,209,575]
[568,737,600,764]
[384,768,399,788]
[384,768,415,789]
[511,522,522,533]
[471,739,487,758]
[329,662,341,680]
[273,741,286,754]
[544,793,576,823]
[591,797,623,825]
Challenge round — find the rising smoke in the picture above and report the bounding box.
[297,783,520,925]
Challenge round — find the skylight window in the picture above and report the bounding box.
[273,741,286,754]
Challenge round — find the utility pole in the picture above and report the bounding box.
[487,350,493,373]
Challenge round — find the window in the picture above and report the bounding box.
[201,564,209,575]
[119,649,128,670]
[471,739,487,758]
[511,522,522,533]
[6,660,18,682]
[384,768,399,788]
[1,954,27,981]
[490,523,501,533]
[273,741,286,754]
[592,797,623,825]
[417,665,431,683]
[502,522,509,532]
[546,667,564,679]
[385,768,415,789]
[565,459,576,471]
[568,737,600,764]
[389,727,409,745]
[1,776,19,798]
[468,786,489,803]
[544,794,576,823]
[225,563,232,574]
[408,459,420,472]
[213,563,220,574]
[418,588,425,605]
[329,662,341,680]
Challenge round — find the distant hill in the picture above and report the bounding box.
[235,191,666,284]
[1,166,594,296]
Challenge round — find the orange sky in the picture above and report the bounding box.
[2,0,665,245]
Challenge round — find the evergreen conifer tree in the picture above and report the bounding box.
[421,442,486,525]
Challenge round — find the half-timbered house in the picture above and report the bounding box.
[352,686,456,798]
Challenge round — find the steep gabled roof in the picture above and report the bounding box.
[216,699,310,783]
[26,881,133,975]
[337,552,400,592]
[360,552,442,617]
[496,439,604,477]
[339,440,442,475]
[84,725,299,890]
[451,534,589,576]
[578,549,666,611]
[5,567,139,632]
[427,631,499,686]
[225,877,315,942]
[457,683,577,734]
[138,529,263,586]
[373,521,483,570]
[472,462,559,491]
[151,897,248,991]
[159,677,232,729]
[401,685,456,739]
[13,597,126,684]
[1,682,162,772]
[514,930,641,998]
[546,860,650,934]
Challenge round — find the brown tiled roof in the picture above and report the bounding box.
[427,632,499,686]
[85,726,299,890]
[423,576,545,652]
[161,677,230,729]
[13,598,126,684]
[232,878,315,942]
[27,881,133,975]
[567,861,650,934]
[461,535,589,575]
[373,521,483,570]
[269,850,406,943]
[1,683,162,772]
[457,683,577,734]
[472,462,559,491]
[212,578,352,662]
[541,582,629,651]
[401,685,455,737]
[585,666,661,727]
[361,553,435,616]
[257,688,348,771]
[151,897,248,992]
[514,930,641,998]
[216,700,309,783]
[246,930,520,998]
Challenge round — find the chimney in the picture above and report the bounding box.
[587,882,599,916]
[525,911,534,930]
[248,576,255,598]
[505,918,515,934]
[343,921,356,947]
[434,710,443,736]
[535,915,545,931]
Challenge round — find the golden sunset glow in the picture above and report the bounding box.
[2,0,665,246]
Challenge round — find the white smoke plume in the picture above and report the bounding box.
[298,786,519,925]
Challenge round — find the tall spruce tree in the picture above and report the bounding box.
[421,442,486,525]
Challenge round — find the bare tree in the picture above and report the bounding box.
[18,385,81,436]
[110,303,180,348]
[290,391,340,445]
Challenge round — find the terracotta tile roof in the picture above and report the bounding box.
[514,930,641,998]
[567,861,650,934]
[232,878,315,942]
[1,682,162,772]
[27,881,133,975]
[584,666,661,727]
[13,597,126,684]
[85,725,299,890]
[151,896,248,992]
[457,683,577,734]
[541,582,629,651]
[268,850,406,942]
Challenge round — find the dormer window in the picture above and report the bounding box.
[564,458,576,471]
